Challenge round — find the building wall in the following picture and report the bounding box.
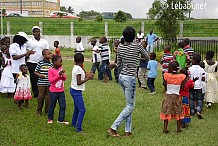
[2,0,60,17]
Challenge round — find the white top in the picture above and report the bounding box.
[166,84,181,95]
[137,33,144,39]
[189,65,205,89]
[9,43,26,74]
[26,37,49,63]
[17,75,31,89]
[92,45,101,63]
[71,65,85,91]
[76,42,84,52]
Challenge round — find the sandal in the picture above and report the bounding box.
[108,128,120,137]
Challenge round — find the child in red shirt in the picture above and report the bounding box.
[179,68,197,128]
[54,41,61,56]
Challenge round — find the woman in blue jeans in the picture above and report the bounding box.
[108,26,149,137]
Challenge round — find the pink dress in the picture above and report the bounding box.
[14,74,32,100]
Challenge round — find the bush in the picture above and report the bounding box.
[155,51,164,63]
[113,10,128,23]
[95,15,103,22]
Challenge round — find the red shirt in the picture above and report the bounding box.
[179,79,194,97]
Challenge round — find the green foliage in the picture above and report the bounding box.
[147,0,189,42]
[113,10,128,23]
[125,13,133,19]
[78,10,101,18]
[96,15,103,22]
[155,51,164,63]
[60,6,74,14]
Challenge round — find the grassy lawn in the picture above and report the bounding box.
[2,17,218,37]
[0,50,218,146]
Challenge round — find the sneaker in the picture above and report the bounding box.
[47,120,53,124]
[57,120,69,125]
[208,103,212,108]
[142,87,147,89]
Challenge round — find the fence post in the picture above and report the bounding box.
[105,22,108,37]
[179,21,183,39]
[6,21,10,35]
[141,22,144,33]
[39,22,43,37]
[70,22,74,49]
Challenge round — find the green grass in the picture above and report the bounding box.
[0,50,218,146]
[2,17,218,37]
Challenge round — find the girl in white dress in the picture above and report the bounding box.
[0,47,15,97]
[203,51,218,108]
[14,64,32,108]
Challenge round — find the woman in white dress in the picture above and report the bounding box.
[203,51,218,108]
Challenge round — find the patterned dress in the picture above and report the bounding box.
[14,74,32,100]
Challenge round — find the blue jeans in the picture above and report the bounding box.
[100,60,111,80]
[190,89,203,116]
[91,62,102,80]
[70,88,86,132]
[111,74,136,132]
[147,77,156,92]
[48,92,66,122]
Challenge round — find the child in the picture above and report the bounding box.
[113,39,119,83]
[99,36,111,83]
[75,37,84,54]
[183,38,194,67]
[47,55,68,124]
[189,53,205,119]
[179,68,196,128]
[160,61,186,133]
[173,42,190,69]
[14,64,32,108]
[4,37,11,49]
[161,46,173,90]
[91,39,101,80]
[53,41,61,56]
[0,46,16,97]
[70,53,94,133]
[203,51,218,108]
[138,41,149,89]
[147,53,158,94]
[34,49,53,116]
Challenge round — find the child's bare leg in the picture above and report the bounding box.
[163,120,169,133]
[18,100,22,109]
[177,120,182,132]
[24,100,29,107]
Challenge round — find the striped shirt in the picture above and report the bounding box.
[161,52,173,73]
[117,42,149,77]
[99,43,110,61]
[184,45,194,59]
[35,60,53,86]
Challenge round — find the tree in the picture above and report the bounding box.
[96,15,103,22]
[78,10,101,18]
[60,6,74,14]
[125,13,133,19]
[113,10,128,23]
[147,0,189,42]
[67,6,74,14]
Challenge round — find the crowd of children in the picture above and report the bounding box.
[0,27,218,136]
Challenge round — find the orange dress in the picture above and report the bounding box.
[160,73,186,121]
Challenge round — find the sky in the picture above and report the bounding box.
[59,0,218,19]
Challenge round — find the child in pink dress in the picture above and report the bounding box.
[14,64,32,108]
